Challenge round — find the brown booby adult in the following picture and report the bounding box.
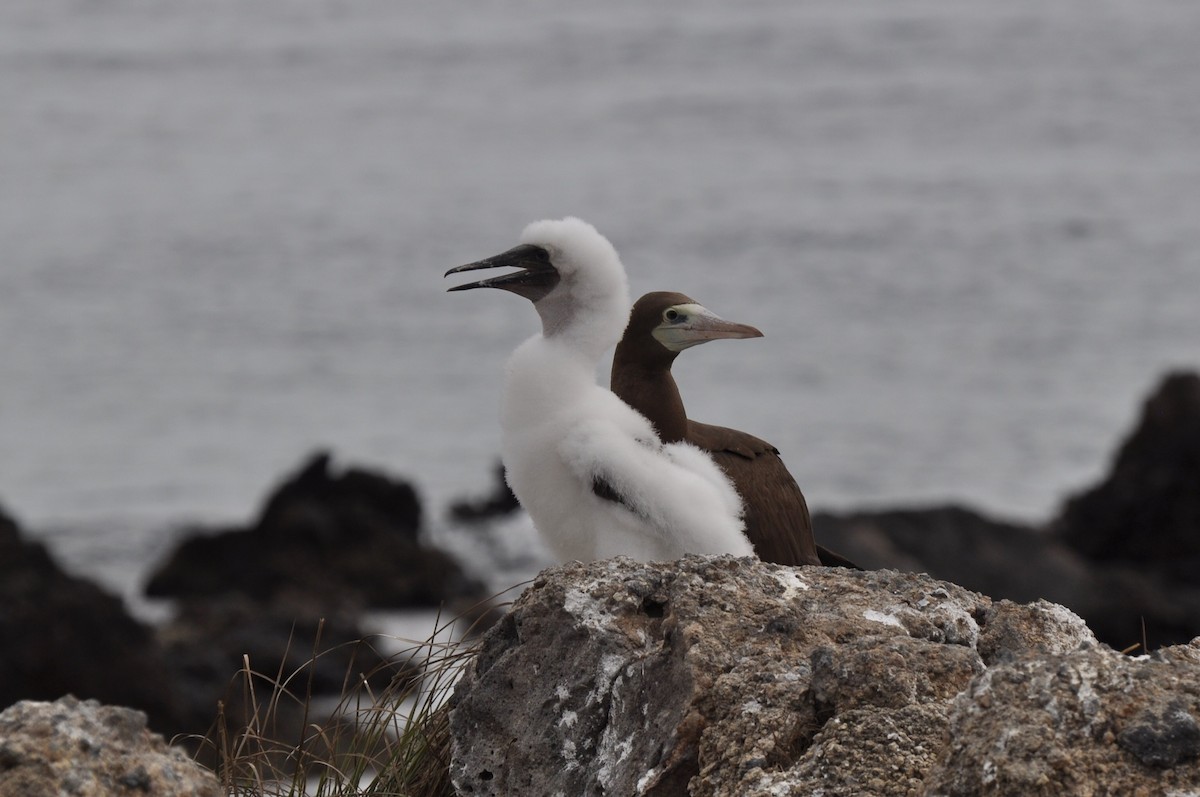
[611,291,855,568]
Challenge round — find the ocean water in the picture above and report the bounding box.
[2,0,1198,604]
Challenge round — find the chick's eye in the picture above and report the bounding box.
[664,308,681,322]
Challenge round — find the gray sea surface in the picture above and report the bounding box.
[2,0,1198,601]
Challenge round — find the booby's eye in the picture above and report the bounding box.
[664,308,682,323]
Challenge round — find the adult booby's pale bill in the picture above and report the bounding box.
[445,219,754,563]
[611,291,856,568]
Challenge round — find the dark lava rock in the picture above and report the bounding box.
[811,370,1200,650]
[145,451,484,607]
[1054,370,1200,582]
[1116,698,1200,769]
[0,503,196,736]
[448,461,520,524]
[161,594,417,764]
[257,451,421,546]
[161,595,408,703]
[814,505,1062,604]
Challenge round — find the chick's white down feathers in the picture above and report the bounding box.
[486,217,752,562]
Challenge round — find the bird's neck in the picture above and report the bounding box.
[536,294,628,363]
[610,359,689,443]
[502,336,598,430]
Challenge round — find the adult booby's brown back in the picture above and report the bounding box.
[611,291,855,568]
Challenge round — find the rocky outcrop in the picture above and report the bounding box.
[145,451,484,607]
[448,556,1200,797]
[806,370,1200,651]
[1054,370,1200,581]
[0,503,194,736]
[814,505,1063,603]
[814,504,1200,650]
[0,498,410,744]
[0,696,219,797]
[924,645,1200,796]
[140,453,483,745]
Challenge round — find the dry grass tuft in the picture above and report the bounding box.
[188,593,514,797]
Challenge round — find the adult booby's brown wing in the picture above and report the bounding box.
[686,420,822,566]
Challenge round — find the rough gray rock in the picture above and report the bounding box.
[447,556,1195,797]
[924,642,1200,796]
[0,695,220,797]
[815,504,1200,650]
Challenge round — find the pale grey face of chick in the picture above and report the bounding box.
[445,244,560,302]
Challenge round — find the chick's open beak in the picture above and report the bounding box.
[445,244,559,301]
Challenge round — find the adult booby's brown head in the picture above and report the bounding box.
[633,290,764,349]
[611,291,856,569]
[614,291,762,441]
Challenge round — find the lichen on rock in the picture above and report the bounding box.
[0,695,220,797]
[925,643,1200,796]
[449,555,1189,796]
